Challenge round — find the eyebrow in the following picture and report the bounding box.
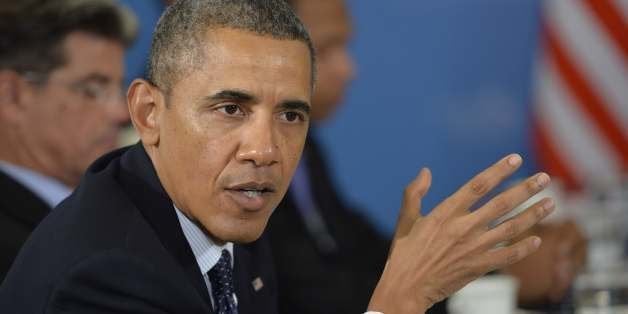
[206,89,257,103]
[280,100,311,115]
[77,73,112,84]
[204,89,311,114]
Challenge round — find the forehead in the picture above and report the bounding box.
[172,28,312,99]
[295,0,352,46]
[53,31,124,80]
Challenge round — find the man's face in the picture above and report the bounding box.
[19,31,127,186]
[296,0,354,122]
[153,29,312,244]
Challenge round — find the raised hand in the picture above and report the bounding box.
[368,154,555,313]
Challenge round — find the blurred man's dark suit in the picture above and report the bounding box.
[268,134,448,314]
[0,144,278,314]
[0,171,50,281]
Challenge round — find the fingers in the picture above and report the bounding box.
[484,235,542,272]
[394,168,432,241]
[401,168,431,216]
[434,154,522,219]
[467,172,551,227]
[476,198,555,250]
[403,168,432,212]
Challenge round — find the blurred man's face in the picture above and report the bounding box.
[295,0,355,122]
[19,31,128,186]
[153,29,312,244]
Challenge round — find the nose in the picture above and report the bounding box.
[338,48,356,83]
[236,117,280,167]
[106,89,130,125]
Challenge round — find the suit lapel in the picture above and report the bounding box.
[0,170,51,228]
[233,244,254,313]
[117,144,214,311]
[233,237,277,314]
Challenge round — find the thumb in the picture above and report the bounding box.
[402,167,432,215]
[395,168,432,239]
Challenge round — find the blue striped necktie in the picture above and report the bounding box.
[208,249,238,314]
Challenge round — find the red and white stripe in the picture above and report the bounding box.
[533,0,628,191]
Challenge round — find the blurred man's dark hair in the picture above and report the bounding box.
[0,0,136,82]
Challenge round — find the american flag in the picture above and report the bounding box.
[532,0,628,191]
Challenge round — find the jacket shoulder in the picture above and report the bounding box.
[0,149,159,312]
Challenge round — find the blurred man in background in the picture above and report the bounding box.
[269,0,586,313]
[267,0,393,313]
[0,0,135,280]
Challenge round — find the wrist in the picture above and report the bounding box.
[369,265,428,314]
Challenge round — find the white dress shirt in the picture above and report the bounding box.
[173,205,235,307]
[174,205,383,314]
[0,160,71,208]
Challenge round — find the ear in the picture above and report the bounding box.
[0,70,28,122]
[127,79,166,146]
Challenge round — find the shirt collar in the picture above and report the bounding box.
[0,160,72,208]
[174,205,234,275]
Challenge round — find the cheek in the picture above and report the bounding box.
[164,119,234,192]
[194,115,245,169]
[29,101,81,150]
[45,99,88,132]
[317,75,342,97]
[73,110,101,133]
[278,127,307,177]
[67,108,112,150]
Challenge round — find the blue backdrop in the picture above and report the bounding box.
[318,0,544,234]
[121,0,545,235]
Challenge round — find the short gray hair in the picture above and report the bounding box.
[147,0,315,93]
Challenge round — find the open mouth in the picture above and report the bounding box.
[239,188,272,198]
[226,181,276,194]
[224,182,276,211]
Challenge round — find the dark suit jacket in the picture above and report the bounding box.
[0,169,51,282]
[267,135,448,314]
[0,144,278,314]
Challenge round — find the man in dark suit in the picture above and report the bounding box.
[0,0,134,280]
[1,0,558,313]
[0,1,313,312]
[1,143,279,313]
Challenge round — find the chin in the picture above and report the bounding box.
[222,228,266,244]
[231,230,265,244]
[207,218,269,244]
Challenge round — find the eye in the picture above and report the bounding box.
[217,104,245,116]
[74,82,105,100]
[280,111,306,123]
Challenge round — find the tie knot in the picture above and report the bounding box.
[212,249,232,272]
[208,249,237,314]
